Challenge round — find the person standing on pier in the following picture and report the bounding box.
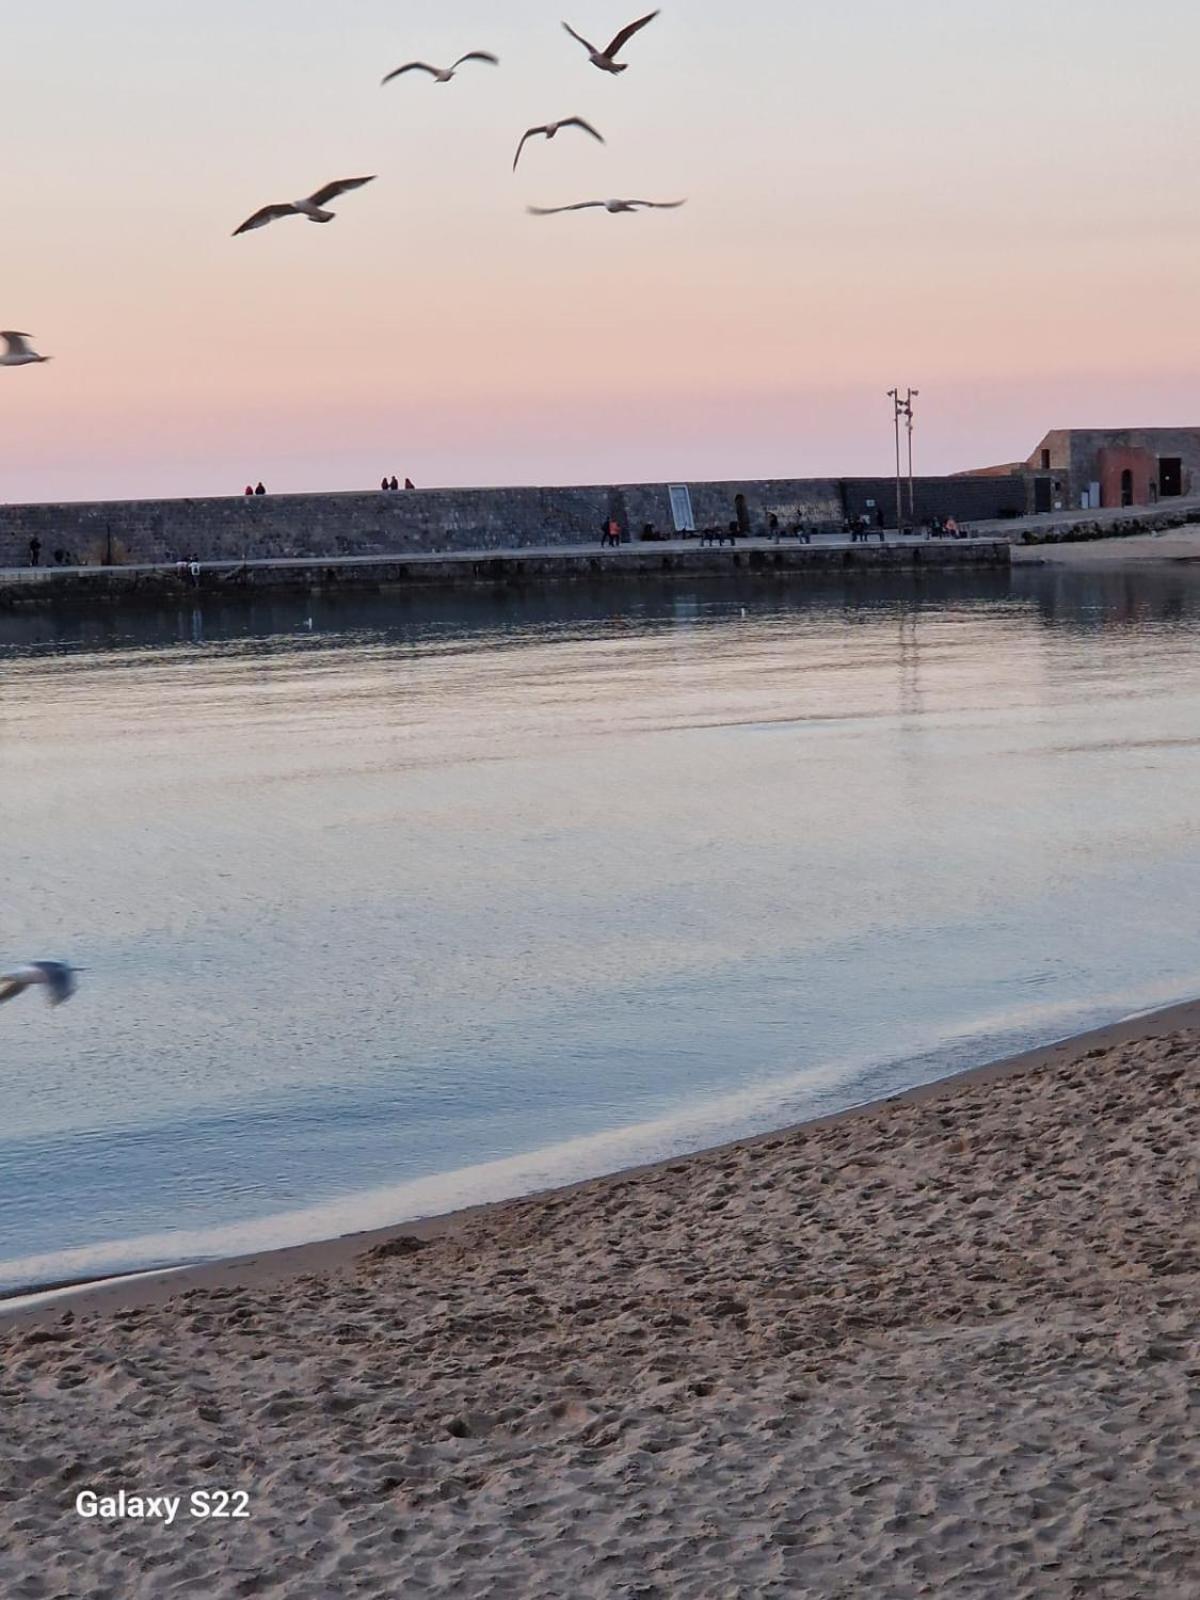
[28,536,41,568]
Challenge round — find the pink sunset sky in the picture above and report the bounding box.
[4,0,1199,503]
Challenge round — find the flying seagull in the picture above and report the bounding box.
[0,962,79,1007]
[513,117,605,171]
[562,11,659,73]
[382,52,499,86]
[1,332,51,367]
[527,197,686,215]
[233,177,376,236]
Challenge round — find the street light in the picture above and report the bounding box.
[887,387,919,531]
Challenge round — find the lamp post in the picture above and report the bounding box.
[887,389,903,532]
[887,387,919,532]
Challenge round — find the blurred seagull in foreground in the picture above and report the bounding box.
[382,52,499,86]
[528,197,685,215]
[0,962,80,1007]
[513,117,604,171]
[562,11,659,73]
[233,177,376,236]
[1,332,51,367]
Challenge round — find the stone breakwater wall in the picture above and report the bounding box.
[0,480,844,568]
[0,540,1011,611]
[1013,506,1200,544]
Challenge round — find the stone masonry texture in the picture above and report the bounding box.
[0,481,846,569]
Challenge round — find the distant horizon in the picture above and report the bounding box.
[5,382,1200,506]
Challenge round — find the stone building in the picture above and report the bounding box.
[1030,428,1200,510]
[962,428,1200,513]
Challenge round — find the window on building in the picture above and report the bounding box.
[1040,449,1051,470]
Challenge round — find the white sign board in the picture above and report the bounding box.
[668,485,695,533]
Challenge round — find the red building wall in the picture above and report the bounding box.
[1096,446,1157,508]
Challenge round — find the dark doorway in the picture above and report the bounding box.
[1120,469,1134,507]
[1040,449,1051,470]
[734,493,750,534]
[1034,477,1053,513]
[1159,457,1183,497]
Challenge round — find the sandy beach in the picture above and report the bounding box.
[3,1004,1199,1598]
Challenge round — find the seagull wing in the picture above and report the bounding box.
[308,176,376,207]
[513,128,546,171]
[560,117,605,143]
[605,10,660,58]
[31,962,77,1004]
[562,21,599,55]
[527,201,605,214]
[233,204,298,236]
[630,198,687,208]
[0,332,34,357]
[381,62,439,84]
[451,51,499,69]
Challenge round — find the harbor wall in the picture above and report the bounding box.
[0,480,847,569]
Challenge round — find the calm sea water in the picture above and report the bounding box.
[4,567,1200,1293]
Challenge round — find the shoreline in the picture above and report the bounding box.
[8,991,1199,1328]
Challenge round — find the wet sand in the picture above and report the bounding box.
[3,1001,1199,1597]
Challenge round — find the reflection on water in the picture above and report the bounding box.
[4,566,1200,1290]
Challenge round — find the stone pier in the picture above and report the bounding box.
[0,537,1010,611]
